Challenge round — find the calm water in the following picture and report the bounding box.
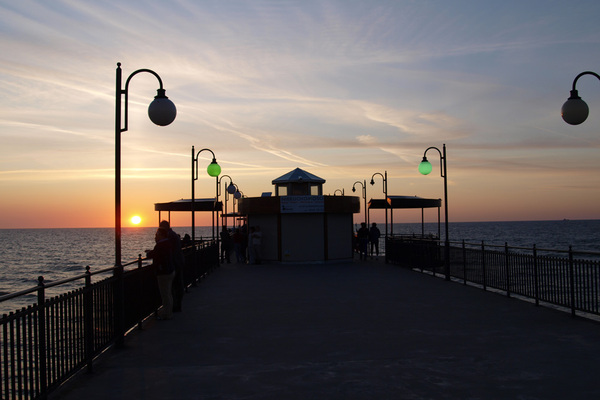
[0,226,213,313]
[1,220,599,313]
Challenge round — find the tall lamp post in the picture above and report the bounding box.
[370,171,388,238]
[561,71,600,125]
[418,144,449,281]
[114,62,176,348]
[352,180,368,226]
[191,147,221,243]
[115,62,176,268]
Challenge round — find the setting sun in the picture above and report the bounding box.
[131,215,142,225]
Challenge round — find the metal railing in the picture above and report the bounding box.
[386,236,600,318]
[0,241,218,400]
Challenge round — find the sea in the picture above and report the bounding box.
[1,220,600,314]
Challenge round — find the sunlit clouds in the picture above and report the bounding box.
[1,0,600,228]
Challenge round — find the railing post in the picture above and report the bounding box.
[505,242,511,298]
[481,241,487,291]
[462,240,467,285]
[533,244,539,306]
[83,266,94,373]
[36,276,48,399]
[569,245,576,317]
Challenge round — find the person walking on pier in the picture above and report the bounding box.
[146,227,175,320]
[357,222,369,261]
[369,222,381,259]
[160,220,185,312]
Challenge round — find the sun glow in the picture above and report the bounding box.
[130,215,142,225]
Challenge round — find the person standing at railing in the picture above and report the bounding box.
[160,220,185,313]
[357,222,369,261]
[369,222,381,259]
[146,227,175,320]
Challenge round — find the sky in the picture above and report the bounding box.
[1,0,600,229]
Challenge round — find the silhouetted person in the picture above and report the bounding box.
[146,228,175,320]
[369,222,381,258]
[160,220,185,312]
[220,227,233,263]
[357,222,369,261]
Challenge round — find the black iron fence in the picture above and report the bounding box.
[386,236,600,318]
[0,241,218,400]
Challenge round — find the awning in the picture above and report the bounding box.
[367,195,442,237]
[154,198,223,212]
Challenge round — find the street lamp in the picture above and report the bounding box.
[115,62,176,268]
[352,180,367,226]
[419,144,450,281]
[333,189,345,196]
[191,147,220,244]
[561,71,600,125]
[218,175,237,228]
[370,171,388,238]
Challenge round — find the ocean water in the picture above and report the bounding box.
[1,220,599,313]
[0,226,213,314]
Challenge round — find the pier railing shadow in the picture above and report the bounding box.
[386,236,600,319]
[0,240,218,400]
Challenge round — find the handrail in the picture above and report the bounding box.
[0,256,146,304]
[0,240,219,400]
[386,236,600,319]
[389,234,600,256]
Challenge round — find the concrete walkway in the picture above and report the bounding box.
[50,258,600,400]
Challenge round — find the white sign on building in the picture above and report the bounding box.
[280,195,325,213]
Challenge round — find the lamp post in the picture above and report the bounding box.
[218,175,237,228]
[333,189,345,196]
[352,180,367,226]
[232,186,243,228]
[191,147,221,244]
[561,71,600,125]
[370,171,388,238]
[419,144,449,281]
[115,62,176,268]
[114,62,175,348]
[228,183,242,229]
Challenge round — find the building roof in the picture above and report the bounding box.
[154,198,223,212]
[368,195,441,209]
[271,168,326,184]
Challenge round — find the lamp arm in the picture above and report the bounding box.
[218,174,233,197]
[193,148,217,181]
[370,172,387,193]
[119,64,166,134]
[424,146,445,179]
[571,71,600,91]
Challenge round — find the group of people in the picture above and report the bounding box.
[145,220,185,320]
[220,225,263,265]
[356,222,381,261]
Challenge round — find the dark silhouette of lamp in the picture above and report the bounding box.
[562,71,600,125]
[114,62,176,346]
[191,147,221,244]
[419,144,450,281]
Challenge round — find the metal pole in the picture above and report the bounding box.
[384,171,388,238]
[442,144,450,281]
[115,63,122,268]
[191,145,196,243]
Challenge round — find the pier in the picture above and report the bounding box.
[49,257,600,399]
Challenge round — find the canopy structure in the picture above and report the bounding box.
[368,195,442,237]
[154,198,222,223]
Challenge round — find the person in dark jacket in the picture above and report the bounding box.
[146,228,175,320]
[357,222,369,261]
[160,220,185,312]
[369,222,381,258]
